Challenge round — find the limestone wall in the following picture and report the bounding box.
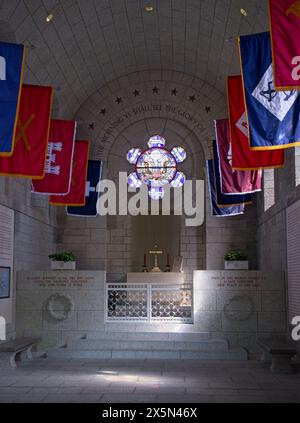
[16,270,286,356]
[0,177,58,339]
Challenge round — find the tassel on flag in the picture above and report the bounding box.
[0,42,25,156]
[227,75,285,170]
[0,84,53,178]
[32,120,77,195]
[207,160,245,217]
[214,119,262,195]
[269,0,300,90]
[238,32,300,150]
[49,140,89,206]
[67,160,103,217]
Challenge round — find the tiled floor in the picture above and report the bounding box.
[0,358,299,403]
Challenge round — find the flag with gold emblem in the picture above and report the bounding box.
[0,84,53,178]
[0,42,25,156]
[227,75,285,169]
[49,141,89,206]
[32,120,77,195]
[239,32,300,150]
[269,0,300,90]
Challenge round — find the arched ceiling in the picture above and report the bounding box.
[0,0,270,119]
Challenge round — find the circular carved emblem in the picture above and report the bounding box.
[45,294,74,321]
[223,295,255,322]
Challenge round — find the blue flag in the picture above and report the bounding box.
[239,32,300,150]
[207,160,245,217]
[67,160,102,217]
[0,42,25,156]
[212,141,252,206]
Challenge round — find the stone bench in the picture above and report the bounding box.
[257,339,297,374]
[0,338,40,369]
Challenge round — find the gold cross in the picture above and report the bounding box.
[16,114,35,151]
[149,244,163,272]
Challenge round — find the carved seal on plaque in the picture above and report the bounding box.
[45,294,75,321]
[223,295,255,322]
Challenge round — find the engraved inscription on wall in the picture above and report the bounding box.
[0,204,14,266]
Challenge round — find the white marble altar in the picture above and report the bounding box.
[127,272,185,285]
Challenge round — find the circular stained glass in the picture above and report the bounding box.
[127,135,187,200]
[136,148,177,187]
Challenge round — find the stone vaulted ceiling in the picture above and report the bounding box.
[0,0,270,158]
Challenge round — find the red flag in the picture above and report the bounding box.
[49,141,89,206]
[32,120,77,195]
[215,119,262,195]
[269,0,300,90]
[0,84,53,178]
[227,76,285,170]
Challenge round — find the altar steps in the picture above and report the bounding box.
[46,332,248,361]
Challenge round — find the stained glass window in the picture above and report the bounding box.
[127,135,187,200]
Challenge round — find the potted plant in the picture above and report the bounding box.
[49,252,76,270]
[224,250,249,270]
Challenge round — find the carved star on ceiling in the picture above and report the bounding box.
[171,88,178,96]
[100,108,106,115]
[189,95,196,102]
[116,97,122,104]
[152,86,159,94]
[133,90,140,97]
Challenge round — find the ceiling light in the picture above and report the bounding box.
[240,8,247,17]
[145,5,154,12]
[46,13,54,23]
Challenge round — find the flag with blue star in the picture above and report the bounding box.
[67,160,103,217]
[239,31,300,150]
[207,160,245,217]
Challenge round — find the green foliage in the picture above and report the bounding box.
[224,250,248,261]
[48,252,75,262]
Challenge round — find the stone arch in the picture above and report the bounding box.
[74,70,227,162]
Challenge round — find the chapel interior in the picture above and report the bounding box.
[0,0,300,405]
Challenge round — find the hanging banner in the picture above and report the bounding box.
[49,141,89,206]
[0,42,25,156]
[67,160,103,217]
[32,120,77,195]
[227,75,285,170]
[269,0,300,90]
[215,119,262,194]
[239,31,300,150]
[207,160,245,217]
[212,141,252,207]
[0,84,53,179]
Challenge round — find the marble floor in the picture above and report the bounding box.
[0,358,299,403]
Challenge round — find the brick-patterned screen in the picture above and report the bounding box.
[0,204,14,267]
[287,200,300,319]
